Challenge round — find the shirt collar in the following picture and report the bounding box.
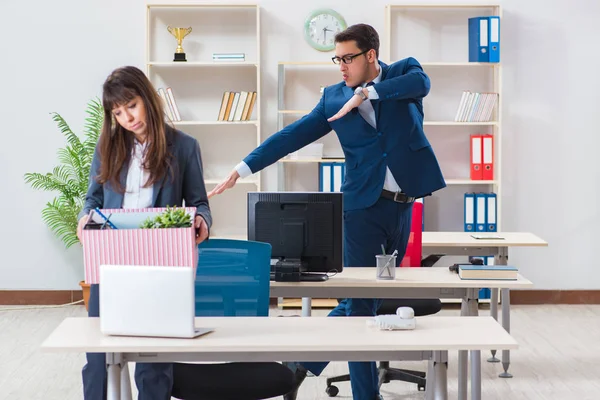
[362,62,382,87]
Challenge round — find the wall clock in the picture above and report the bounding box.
[304,8,347,52]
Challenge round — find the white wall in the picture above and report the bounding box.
[1,0,598,290]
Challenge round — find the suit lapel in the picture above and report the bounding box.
[372,61,389,126]
[111,160,128,208]
[151,175,166,206]
[342,85,354,101]
[151,126,175,207]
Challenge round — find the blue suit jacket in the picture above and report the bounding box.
[243,57,446,211]
[79,125,212,230]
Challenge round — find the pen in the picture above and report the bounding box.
[382,249,398,277]
[94,207,118,229]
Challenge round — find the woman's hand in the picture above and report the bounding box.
[76,215,89,244]
[195,215,209,244]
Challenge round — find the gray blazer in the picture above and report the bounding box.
[78,125,212,232]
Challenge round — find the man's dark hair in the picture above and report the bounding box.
[334,23,380,58]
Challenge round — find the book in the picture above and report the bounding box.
[458,264,518,280]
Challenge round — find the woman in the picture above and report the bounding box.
[76,65,212,400]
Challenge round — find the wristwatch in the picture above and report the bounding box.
[354,86,368,101]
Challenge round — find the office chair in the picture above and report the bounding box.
[324,202,443,397]
[170,239,295,400]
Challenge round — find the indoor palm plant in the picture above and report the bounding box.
[24,98,103,309]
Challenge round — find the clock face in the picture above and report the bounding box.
[304,9,347,52]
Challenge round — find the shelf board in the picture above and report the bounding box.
[446,179,496,185]
[209,234,248,241]
[388,4,500,9]
[278,112,498,126]
[172,120,258,126]
[278,61,498,68]
[278,110,311,114]
[204,178,258,185]
[425,121,499,126]
[148,61,258,67]
[147,4,258,9]
[278,61,333,66]
[280,158,345,163]
[421,62,499,67]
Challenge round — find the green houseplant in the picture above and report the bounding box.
[24,98,104,310]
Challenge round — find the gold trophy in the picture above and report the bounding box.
[167,26,192,62]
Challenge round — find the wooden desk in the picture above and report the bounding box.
[41,316,518,400]
[424,231,547,380]
[271,231,547,400]
[272,266,531,400]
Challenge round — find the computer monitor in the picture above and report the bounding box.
[247,192,343,282]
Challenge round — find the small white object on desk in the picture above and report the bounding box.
[367,306,416,330]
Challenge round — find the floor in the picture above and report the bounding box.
[1,303,599,400]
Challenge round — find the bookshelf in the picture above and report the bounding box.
[384,3,502,233]
[145,3,261,239]
[384,4,502,304]
[275,62,346,191]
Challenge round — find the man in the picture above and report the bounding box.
[208,23,446,400]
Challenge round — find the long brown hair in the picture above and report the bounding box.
[97,66,172,193]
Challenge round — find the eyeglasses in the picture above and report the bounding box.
[331,50,369,65]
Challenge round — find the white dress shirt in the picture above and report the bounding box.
[235,63,402,193]
[122,140,153,209]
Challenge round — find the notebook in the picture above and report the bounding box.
[458,264,518,280]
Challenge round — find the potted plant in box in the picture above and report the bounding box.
[24,98,103,310]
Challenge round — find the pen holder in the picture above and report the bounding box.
[376,254,396,280]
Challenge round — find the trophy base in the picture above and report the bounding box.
[173,53,187,62]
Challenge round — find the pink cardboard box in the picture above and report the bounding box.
[81,207,198,284]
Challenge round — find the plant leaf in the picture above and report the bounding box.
[24,97,104,248]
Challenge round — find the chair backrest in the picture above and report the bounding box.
[400,200,423,268]
[194,239,271,317]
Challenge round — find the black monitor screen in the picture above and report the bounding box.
[247,192,343,277]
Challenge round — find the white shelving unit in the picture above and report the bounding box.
[384,3,502,233]
[385,4,502,304]
[275,62,348,192]
[146,3,261,239]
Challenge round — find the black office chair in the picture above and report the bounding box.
[325,255,444,397]
[171,361,295,400]
[170,239,295,400]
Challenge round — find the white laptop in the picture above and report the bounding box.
[99,264,213,338]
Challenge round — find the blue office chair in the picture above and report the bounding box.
[171,239,295,400]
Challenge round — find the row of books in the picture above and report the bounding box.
[217,91,257,121]
[157,87,181,121]
[454,91,498,122]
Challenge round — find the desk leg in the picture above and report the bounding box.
[425,358,435,400]
[488,288,500,363]
[458,295,471,400]
[107,353,122,400]
[432,351,448,400]
[121,362,132,400]
[466,289,481,400]
[302,297,312,317]
[500,288,512,378]
[471,350,481,400]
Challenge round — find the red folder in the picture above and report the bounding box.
[470,134,483,180]
[482,134,494,180]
